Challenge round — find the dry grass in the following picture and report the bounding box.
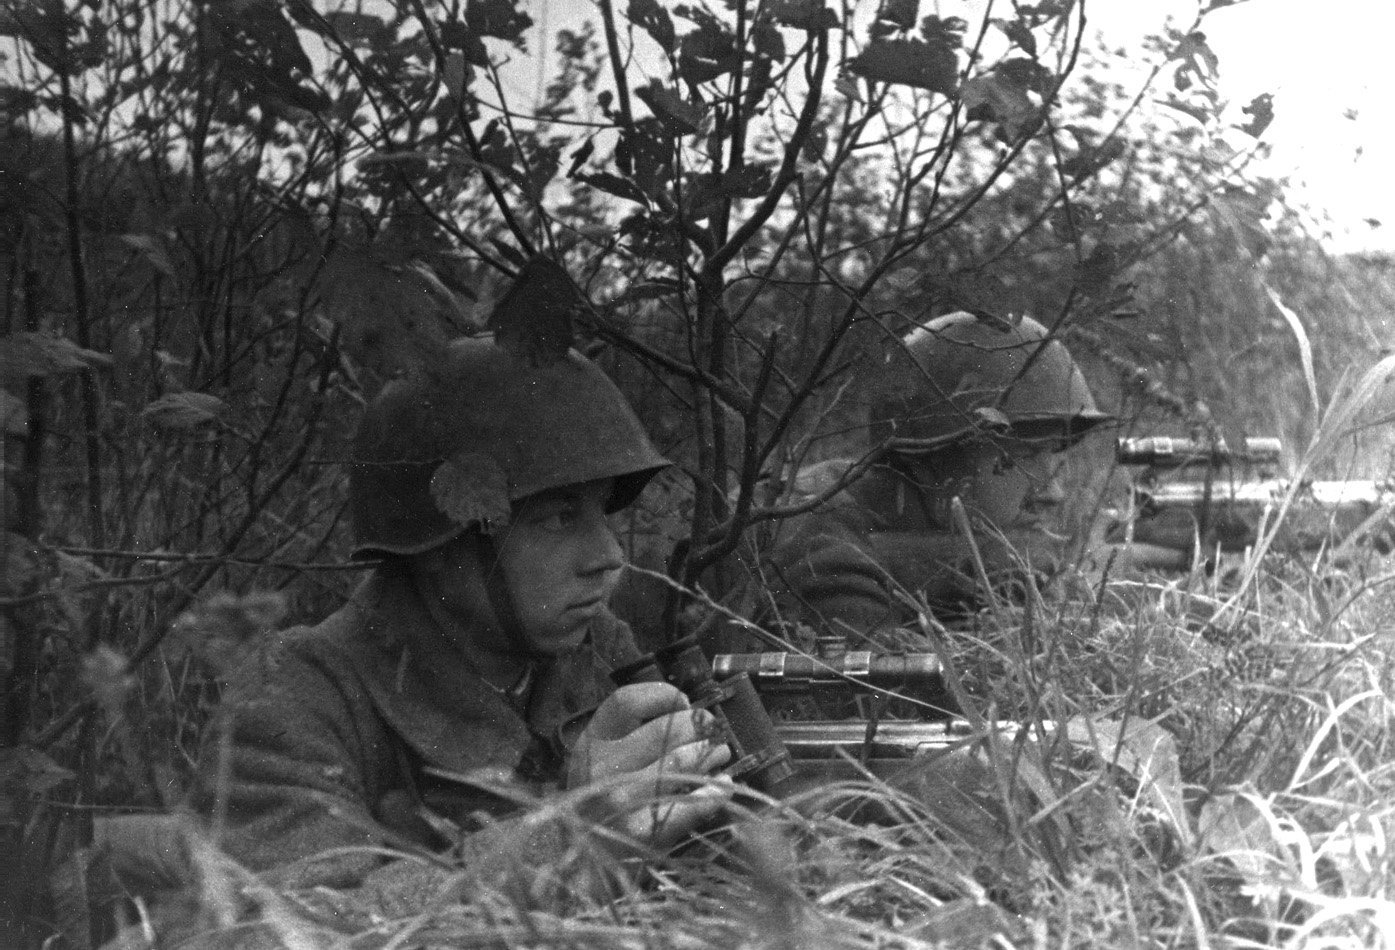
[97,531,1391,950]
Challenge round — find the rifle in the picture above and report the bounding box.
[1107,436,1395,567]
[614,635,1003,793]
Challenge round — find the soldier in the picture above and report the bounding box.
[746,312,1111,651]
[190,336,732,893]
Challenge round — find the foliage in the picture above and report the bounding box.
[3,0,1395,947]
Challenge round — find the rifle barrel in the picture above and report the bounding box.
[1143,480,1393,508]
[1117,436,1282,467]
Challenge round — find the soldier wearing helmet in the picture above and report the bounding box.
[748,312,1109,653]
[192,335,732,894]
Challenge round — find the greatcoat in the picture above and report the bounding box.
[732,459,1066,652]
[191,565,640,888]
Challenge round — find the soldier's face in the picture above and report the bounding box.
[917,440,1066,531]
[494,478,625,655]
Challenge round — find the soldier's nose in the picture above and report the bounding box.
[1027,473,1066,509]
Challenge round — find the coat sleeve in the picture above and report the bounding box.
[765,509,1026,647]
[766,507,1073,647]
[190,630,401,889]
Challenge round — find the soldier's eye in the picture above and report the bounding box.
[538,507,578,531]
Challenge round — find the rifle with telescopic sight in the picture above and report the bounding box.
[612,634,1013,793]
[1105,436,1395,569]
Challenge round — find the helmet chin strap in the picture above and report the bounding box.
[477,532,532,658]
[412,530,538,699]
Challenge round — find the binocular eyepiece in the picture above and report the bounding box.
[611,635,795,796]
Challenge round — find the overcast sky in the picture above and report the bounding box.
[1092,0,1394,253]
[513,0,1394,253]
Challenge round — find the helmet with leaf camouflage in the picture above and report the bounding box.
[349,335,669,558]
[869,311,1110,454]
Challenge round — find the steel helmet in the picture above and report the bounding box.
[869,311,1110,453]
[350,336,670,558]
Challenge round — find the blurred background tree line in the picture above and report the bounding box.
[1,0,1392,931]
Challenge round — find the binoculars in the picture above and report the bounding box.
[611,635,796,796]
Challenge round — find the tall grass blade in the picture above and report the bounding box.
[1265,285,1320,422]
[1215,352,1395,623]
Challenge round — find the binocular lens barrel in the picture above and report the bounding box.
[609,635,794,795]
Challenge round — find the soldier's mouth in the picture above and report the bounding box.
[568,594,606,613]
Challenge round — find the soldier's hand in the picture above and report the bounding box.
[567,682,732,850]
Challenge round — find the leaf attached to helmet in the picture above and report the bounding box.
[430,450,512,535]
[487,256,583,367]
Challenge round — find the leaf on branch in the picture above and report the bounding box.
[0,83,37,115]
[431,450,512,534]
[1168,30,1218,98]
[466,0,533,47]
[998,57,1053,95]
[1048,202,1100,242]
[118,233,176,277]
[834,75,864,102]
[443,51,469,101]
[871,0,919,38]
[321,11,388,45]
[491,239,531,270]
[567,139,596,177]
[1060,138,1126,181]
[0,332,112,384]
[614,280,683,306]
[994,17,1037,56]
[961,73,1038,141]
[441,19,490,66]
[972,406,1012,431]
[678,20,741,84]
[1018,0,1071,16]
[635,81,705,136]
[848,38,958,95]
[628,0,676,54]
[487,256,583,366]
[1238,92,1274,139]
[920,14,966,49]
[743,22,785,112]
[1169,31,1218,78]
[768,0,839,31]
[478,118,520,174]
[524,142,561,202]
[141,392,227,430]
[1074,242,1119,296]
[575,171,650,207]
[1158,95,1212,126]
[685,165,774,219]
[446,149,531,194]
[616,119,674,197]
[619,212,688,267]
[1213,187,1271,259]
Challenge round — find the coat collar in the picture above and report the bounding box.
[331,571,618,776]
